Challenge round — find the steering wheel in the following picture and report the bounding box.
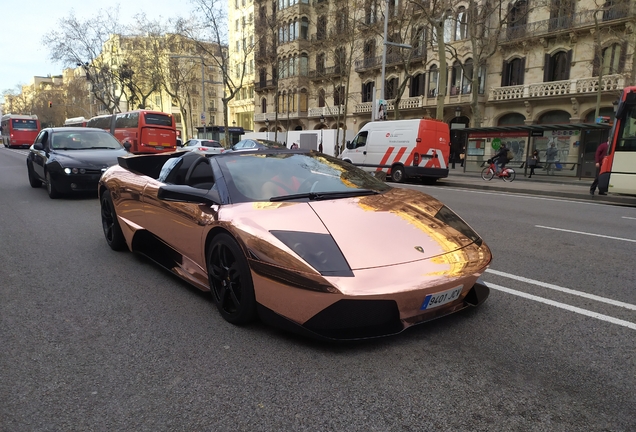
[299,178,319,193]
[184,157,209,186]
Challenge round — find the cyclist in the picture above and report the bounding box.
[492,143,510,176]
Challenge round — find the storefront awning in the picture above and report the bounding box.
[462,123,612,135]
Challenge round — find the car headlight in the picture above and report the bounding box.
[64,168,86,175]
[434,205,482,246]
[269,230,353,277]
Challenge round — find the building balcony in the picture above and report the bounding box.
[308,105,346,118]
[353,92,484,114]
[353,48,426,73]
[501,4,633,43]
[255,79,278,92]
[489,74,625,102]
[254,111,308,122]
[308,66,343,81]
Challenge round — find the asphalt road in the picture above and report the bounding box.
[1,147,635,432]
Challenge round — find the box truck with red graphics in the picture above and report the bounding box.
[340,119,450,183]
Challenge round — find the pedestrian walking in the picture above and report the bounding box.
[528,149,540,178]
[590,141,609,195]
[459,146,466,167]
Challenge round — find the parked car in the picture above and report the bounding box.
[27,127,129,199]
[227,138,287,152]
[181,139,225,155]
[98,148,492,340]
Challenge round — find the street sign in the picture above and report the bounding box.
[491,138,501,150]
[200,113,206,125]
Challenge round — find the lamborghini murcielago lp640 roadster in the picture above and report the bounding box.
[98,148,492,340]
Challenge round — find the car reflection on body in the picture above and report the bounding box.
[27,127,129,199]
[181,139,225,155]
[227,138,287,152]
[98,149,492,340]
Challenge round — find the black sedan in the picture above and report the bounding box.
[27,127,130,198]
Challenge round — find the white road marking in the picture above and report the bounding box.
[486,269,636,311]
[622,216,636,220]
[535,225,636,243]
[487,283,636,331]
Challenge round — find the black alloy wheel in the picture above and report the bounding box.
[206,233,256,325]
[100,190,127,251]
[45,171,60,199]
[27,161,42,188]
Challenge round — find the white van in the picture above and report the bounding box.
[340,119,450,183]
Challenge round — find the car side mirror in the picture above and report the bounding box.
[158,184,219,206]
[33,143,44,151]
[123,142,132,152]
[346,140,354,150]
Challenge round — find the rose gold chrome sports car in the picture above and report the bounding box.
[99,149,492,340]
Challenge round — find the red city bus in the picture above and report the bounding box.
[86,110,177,154]
[598,86,636,195]
[1,114,41,148]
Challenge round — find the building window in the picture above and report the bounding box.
[410,74,425,97]
[385,77,398,99]
[362,81,375,102]
[544,50,571,82]
[334,86,345,106]
[549,0,574,31]
[317,16,327,40]
[300,89,308,112]
[318,88,325,107]
[600,43,623,75]
[300,18,309,40]
[299,54,308,76]
[450,61,462,95]
[261,97,267,113]
[316,53,325,74]
[462,59,473,94]
[501,57,525,86]
[428,65,439,97]
[455,7,467,40]
[364,40,376,68]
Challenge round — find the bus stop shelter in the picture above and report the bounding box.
[458,123,611,179]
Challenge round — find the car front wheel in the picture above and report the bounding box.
[45,171,60,199]
[206,233,256,325]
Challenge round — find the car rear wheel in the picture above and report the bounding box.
[100,190,127,251]
[27,161,42,188]
[206,233,256,325]
[45,171,60,199]
[391,165,405,183]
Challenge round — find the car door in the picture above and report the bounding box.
[349,131,369,166]
[31,130,50,179]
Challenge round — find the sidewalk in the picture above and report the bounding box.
[436,166,636,207]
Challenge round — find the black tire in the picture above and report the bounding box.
[45,170,60,199]
[206,233,256,325]
[391,165,406,183]
[27,161,42,188]
[100,190,127,251]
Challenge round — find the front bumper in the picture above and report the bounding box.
[258,280,490,341]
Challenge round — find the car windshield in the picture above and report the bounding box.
[216,152,391,203]
[51,130,123,150]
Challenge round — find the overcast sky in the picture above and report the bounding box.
[0,0,188,98]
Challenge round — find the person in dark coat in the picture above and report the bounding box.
[492,143,509,175]
[528,149,540,178]
[590,141,609,195]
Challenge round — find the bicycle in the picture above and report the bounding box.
[481,159,516,182]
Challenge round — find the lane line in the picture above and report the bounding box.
[487,283,636,331]
[622,216,636,220]
[486,269,636,311]
[535,225,636,243]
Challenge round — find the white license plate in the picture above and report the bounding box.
[420,286,463,310]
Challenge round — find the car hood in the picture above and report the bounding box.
[308,188,477,269]
[226,188,479,271]
[51,149,128,168]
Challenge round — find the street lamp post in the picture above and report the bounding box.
[378,0,412,122]
[320,114,325,153]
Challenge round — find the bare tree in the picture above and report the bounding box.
[43,8,127,114]
[177,0,255,147]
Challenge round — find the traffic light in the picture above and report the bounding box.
[48,101,52,108]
